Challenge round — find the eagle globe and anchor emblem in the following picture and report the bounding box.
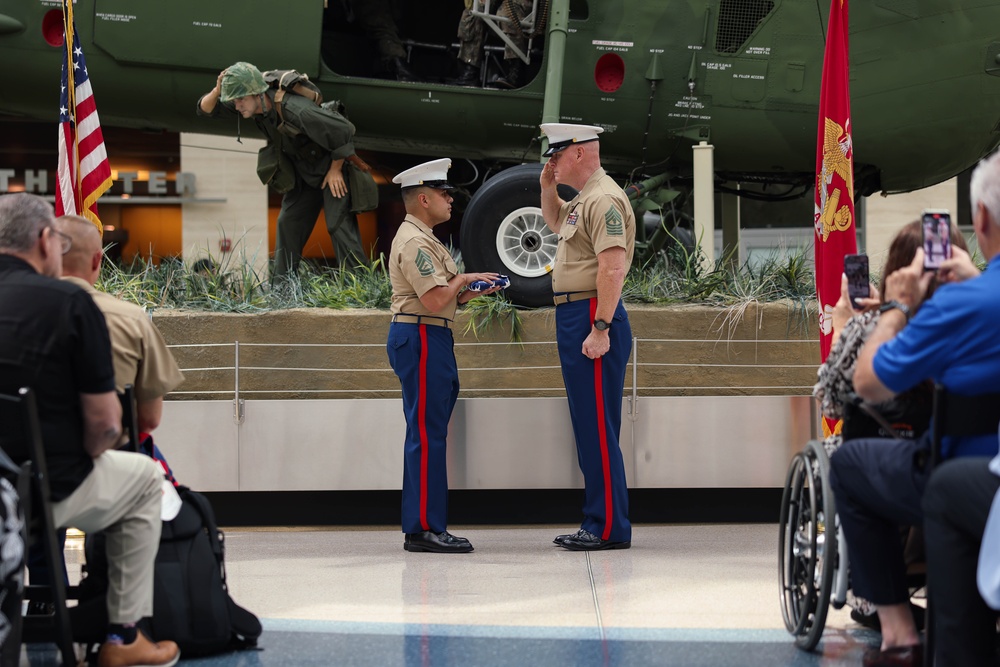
[815,116,855,242]
[815,116,856,338]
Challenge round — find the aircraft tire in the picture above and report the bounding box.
[460,163,556,308]
[669,224,696,258]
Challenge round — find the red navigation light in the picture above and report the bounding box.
[594,53,625,93]
[42,10,64,47]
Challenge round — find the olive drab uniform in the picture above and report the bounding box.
[197,89,369,278]
[457,0,533,67]
[552,167,636,544]
[387,214,460,535]
[351,0,407,62]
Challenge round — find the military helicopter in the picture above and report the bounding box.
[1,0,999,305]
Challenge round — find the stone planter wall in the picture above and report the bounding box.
[154,301,820,400]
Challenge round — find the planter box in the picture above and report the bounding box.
[154,301,820,400]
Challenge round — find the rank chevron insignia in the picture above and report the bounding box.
[605,205,624,236]
[415,248,435,277]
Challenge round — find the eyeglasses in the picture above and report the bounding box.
[38,227,73,255]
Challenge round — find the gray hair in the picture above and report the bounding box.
[0,193,55,253]
[969,149,1000,228]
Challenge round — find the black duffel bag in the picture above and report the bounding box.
[74,485,261,656]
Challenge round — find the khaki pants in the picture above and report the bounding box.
[52,450,162,624]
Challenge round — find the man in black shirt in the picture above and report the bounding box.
[0,193,180,667]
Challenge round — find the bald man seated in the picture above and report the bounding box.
[55,216,184,435]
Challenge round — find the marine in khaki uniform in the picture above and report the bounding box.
[56,216,184,433]
[197,62,371,279]
[386,159,501,554]
[538,123,636,551]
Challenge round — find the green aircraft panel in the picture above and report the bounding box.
[0,0,998,305]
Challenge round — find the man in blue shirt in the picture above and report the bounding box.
[830,149,1000,667]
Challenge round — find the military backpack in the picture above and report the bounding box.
[262,69,323,106]
[258,69,378,211]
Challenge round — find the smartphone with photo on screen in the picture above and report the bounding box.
[921,209,952,271]
[843,254,870,309]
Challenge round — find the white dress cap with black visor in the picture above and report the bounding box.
[392,158,454,190]
[540,123,605,157]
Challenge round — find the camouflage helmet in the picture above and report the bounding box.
[220,62,268,102]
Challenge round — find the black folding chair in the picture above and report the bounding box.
[924,384,1000,666]
[119,385,140,453]
[0,388,76,667]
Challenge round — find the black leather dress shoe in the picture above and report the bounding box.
[559,529,630,551]
[862,645,923,667]
[26,600,54,616]
[404,531,474,553]
[553,529,586,545]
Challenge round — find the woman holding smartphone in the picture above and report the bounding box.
[813,218,969,629]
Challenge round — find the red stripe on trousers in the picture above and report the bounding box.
[418,324,429,531]
[590,299,613,540]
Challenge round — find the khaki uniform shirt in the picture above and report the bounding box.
[551,168,636,293]
[389,214,460,321]
[63,277,184,401]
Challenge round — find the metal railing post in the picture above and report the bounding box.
[233,340,245,424]
[629,336,639,420]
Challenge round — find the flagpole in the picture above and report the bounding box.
[62,0,83,213]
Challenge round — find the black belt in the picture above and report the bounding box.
[391,314,453,329]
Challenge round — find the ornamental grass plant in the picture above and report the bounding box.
[98,238,822,342]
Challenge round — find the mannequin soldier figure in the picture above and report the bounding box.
[197,62,372,279]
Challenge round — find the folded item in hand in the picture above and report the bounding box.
[467,275,510,291]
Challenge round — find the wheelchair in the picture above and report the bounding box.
[778,394,932,651]
[779,387,1000,654]
[778,437,845,651]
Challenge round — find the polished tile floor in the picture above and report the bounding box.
[22,524,880,666]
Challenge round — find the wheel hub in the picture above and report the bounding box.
[495,206,558,278]
[522,231,542,252]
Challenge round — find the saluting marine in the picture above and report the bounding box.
[386,159,501,554]
[539,123,636,551]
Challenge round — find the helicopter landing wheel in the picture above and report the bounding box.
[461,163,556,308]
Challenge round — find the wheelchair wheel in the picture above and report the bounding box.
[778,440,839,651]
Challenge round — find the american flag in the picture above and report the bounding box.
[56,0,112,233]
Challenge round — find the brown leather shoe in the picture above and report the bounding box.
[862,645,923,667]
[98,630,180,667]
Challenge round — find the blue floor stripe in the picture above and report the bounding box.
[21,623,880,667]
[262,617,809,643]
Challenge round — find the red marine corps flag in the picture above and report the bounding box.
[814,0,858,435]
[56,0,112,233]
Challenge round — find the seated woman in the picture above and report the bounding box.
[813,218,969,626]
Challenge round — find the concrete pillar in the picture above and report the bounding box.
[692,141,715,273]
[180,132,268,275]
[864,178,958,276]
